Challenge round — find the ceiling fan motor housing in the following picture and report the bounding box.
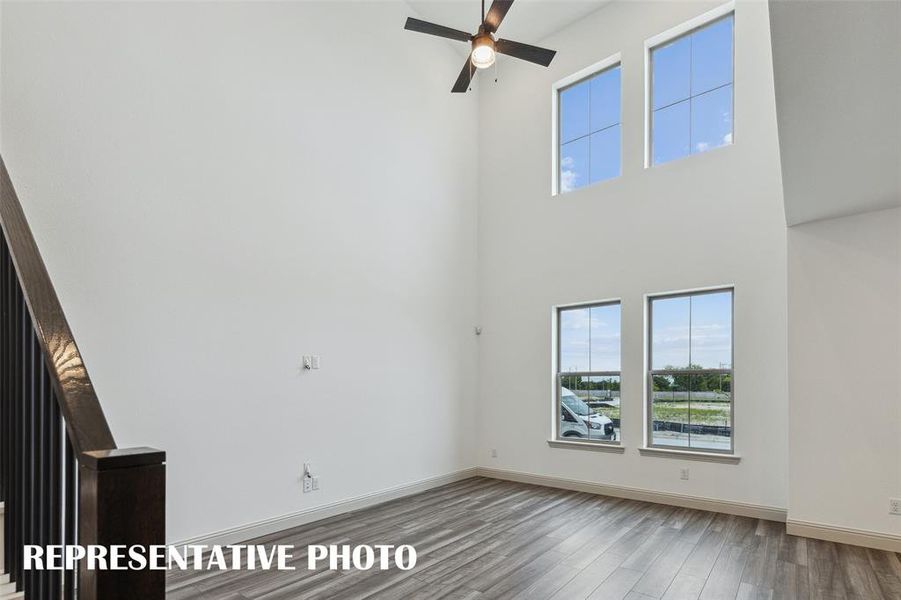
[471,32,497,69]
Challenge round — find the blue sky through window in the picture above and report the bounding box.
[651,290,732,370]
[560,303,621,372]
[651,14,734,165]
[559,65,621,193]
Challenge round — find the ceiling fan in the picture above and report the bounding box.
[404,0,557,93]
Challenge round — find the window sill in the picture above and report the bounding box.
[547,439,625,454]
[638,447,741,464]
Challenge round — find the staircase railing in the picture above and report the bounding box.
[0,157,165,600]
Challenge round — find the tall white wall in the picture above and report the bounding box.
[476,0,789,510]
[787,208,901,536]
[0,1,479,542]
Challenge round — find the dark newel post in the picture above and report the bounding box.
[78,447,166,600]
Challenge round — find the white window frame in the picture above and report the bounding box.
[644,285,735,455]
[552,298,623,446]
[551,53,622,196]
[643,2,736,168]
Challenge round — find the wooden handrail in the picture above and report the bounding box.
[0,157,116,458]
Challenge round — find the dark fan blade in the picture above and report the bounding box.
[496,38,556,67]
[483,0,514,33]
[404,17,472,43]
[452,59,475,93]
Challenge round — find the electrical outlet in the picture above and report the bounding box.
[680,468,690,481]
[890,498,901,515]
[303,476,313,493]
[312,476,320,491]
[491,449,498,458]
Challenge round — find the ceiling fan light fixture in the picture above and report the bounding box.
[471,34,496,69]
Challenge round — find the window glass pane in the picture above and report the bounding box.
[559,307,590,372]
[589,303,621,371]
[560,137,589,193]
[651,296,690,370]
[689,371,731,450]
[691,84,733,155]
[560,81,589,144]
[650,12,734,168]
[589,125,621,184]
[587,375,620,441]
[652,101,690,165]
[652,374,689,447]
[560,374,590,439]
[690,291,732,369]
[652,36,690,110]
[691,15,733,95]
[589,67,621,132]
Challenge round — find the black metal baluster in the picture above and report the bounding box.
[2,247,11,580]
[0,233,6,505]
[0,237,8,578]
[25,316,34,596]
[5,250,15,584]
[64,434,76,600]
[49,382,62,600]
[12,283,21,590]
[19,293,29,593]
[35,332,47,600]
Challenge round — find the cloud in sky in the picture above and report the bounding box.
[560,305,622,371]
[560,156,577,193]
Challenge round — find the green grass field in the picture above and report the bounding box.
[587,402,730,426]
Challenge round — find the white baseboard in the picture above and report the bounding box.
[171,467,479,547]
[169,466,901,555]
[475,467,788,523]
[787,519,901,553]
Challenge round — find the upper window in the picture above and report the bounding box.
[556,301,621,443]
[649,13,734,166]
[648,288,733,453]
[557,64,622,193]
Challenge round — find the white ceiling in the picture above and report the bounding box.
[770,0,901,225]
[406,0,611,43]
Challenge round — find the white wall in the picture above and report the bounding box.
[476,0,789,510]
[0,1,479,542]
[787,208,901,535]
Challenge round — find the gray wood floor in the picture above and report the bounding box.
[166,477,901,599]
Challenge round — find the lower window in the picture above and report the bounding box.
[647,288,733,453]
[555,300,622,443]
